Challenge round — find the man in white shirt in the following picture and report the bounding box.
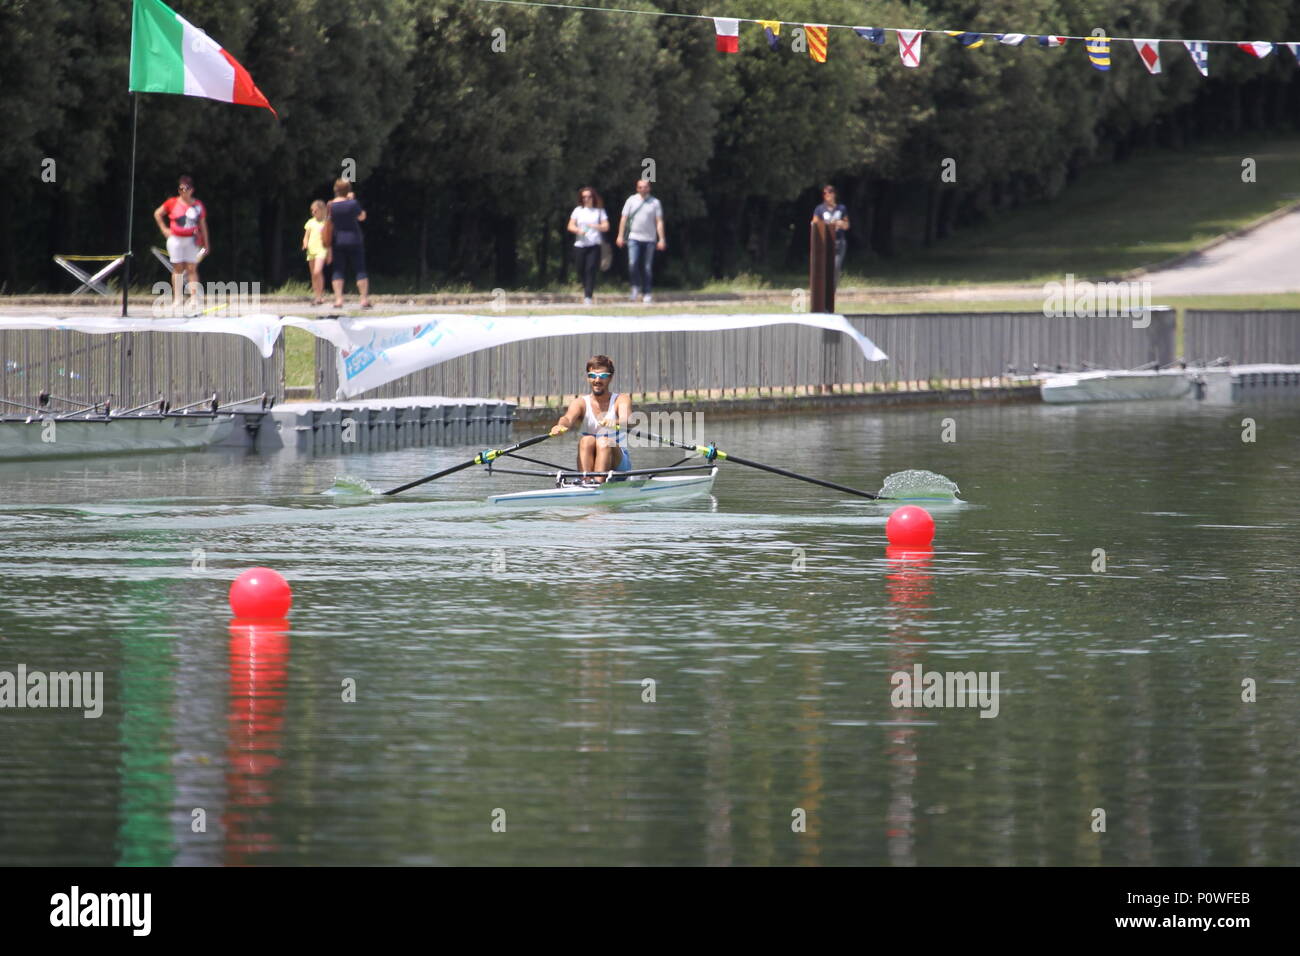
[616,180,666,304]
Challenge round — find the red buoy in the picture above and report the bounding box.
[229,567,293,619]
[886,505,935,547]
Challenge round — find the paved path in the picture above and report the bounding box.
[1143,208,1300,297]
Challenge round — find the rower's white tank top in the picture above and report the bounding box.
[581,393,625,445]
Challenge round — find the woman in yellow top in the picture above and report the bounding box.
[302,200,329,305]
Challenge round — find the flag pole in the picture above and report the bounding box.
[122,91,139,318]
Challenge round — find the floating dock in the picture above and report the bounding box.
[222,397,515,453]
[1196,364,1300,403]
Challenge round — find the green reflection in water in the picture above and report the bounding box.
[116,576,178,867]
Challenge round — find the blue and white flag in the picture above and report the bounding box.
[1285,42,1300,64]
[1184,41,1209,76]
[854,27,886,46]
[997,34,1027,46]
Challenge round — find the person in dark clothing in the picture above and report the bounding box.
[811,184,850,289]
[327,178,370,310]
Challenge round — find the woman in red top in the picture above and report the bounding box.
[152,175,211,313]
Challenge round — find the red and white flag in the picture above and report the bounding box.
[1133,39,1161,74]
[898,29,923,67]
[713,18,739,53]
[1237,41,1273,59]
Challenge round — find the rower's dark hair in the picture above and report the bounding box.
[586,355,614,375]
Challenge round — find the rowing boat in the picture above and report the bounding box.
[488,466,717,505]
[382,429,889,504]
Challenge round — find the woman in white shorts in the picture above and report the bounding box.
[153,175,210,312]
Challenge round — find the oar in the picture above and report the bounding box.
[382,432,554,496]
[630,428,887,500]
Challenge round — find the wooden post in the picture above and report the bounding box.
[809,219,836,314]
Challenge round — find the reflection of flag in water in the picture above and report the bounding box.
[1287,43,1300,64]
[1237,41,1273,59]
[806,25,828,62]
[1037,36,1067,48]
[1184,41,1209,76]
[997,34,1027,46]
[1134,39,1161,74]
[854,27,886,46]
[759,20,781,51]
[946,31,985,48]
[898,29,923,67]
[1087,35,1110,70]
[713,18,739,54]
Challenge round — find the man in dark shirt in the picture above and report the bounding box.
[811,184,850,289]
[327,178,370,310]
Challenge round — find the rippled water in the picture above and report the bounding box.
[0,399,1297,865]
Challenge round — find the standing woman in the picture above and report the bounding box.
[327,178,371,310]
[568,186,608,305]
[152,175,210,312]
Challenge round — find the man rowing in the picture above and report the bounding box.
[549,355,631,482]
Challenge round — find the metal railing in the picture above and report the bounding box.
[0,329,284,411]
[5,309,1294,412]
[1184,310,1300,364]
[313,310,1176,402]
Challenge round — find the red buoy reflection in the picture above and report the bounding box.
[226,618,290,864]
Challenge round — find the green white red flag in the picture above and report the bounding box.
[129,0,276,116]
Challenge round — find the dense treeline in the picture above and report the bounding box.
[1,0,1298,293]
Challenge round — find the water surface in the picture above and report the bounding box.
[1,399,1296,865]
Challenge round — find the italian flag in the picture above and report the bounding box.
[129,0,276,115]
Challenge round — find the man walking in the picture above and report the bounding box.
[616,180,666,304]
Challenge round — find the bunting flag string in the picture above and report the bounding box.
[466,0,1300,76]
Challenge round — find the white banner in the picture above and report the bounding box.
[317,313,888,398]
[0,312,888,398]
[0,313,294,358]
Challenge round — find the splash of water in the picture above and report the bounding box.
[878,469,961,501]
[325,475,378,496]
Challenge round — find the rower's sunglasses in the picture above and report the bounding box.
[587,372,611,380]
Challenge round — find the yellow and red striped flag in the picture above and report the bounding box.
[806,24,828,62]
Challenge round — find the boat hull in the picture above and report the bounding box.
[1040,369,1193,404]
[0,414,237,461]
[488,468,717,505]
